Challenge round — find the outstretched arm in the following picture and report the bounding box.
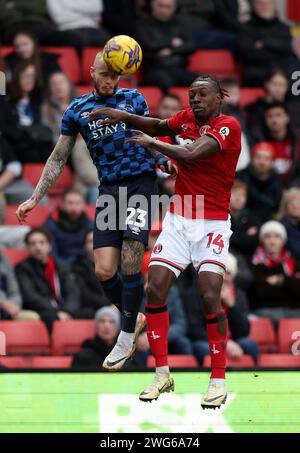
[88,107,172,137]
[16,135,76,224]
[127,130,219,163]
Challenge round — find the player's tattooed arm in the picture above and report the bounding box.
[127,130,219,163]
[16,135,76,224]
[88,107,173,137]
[31,135,76,203]
[121,238,145,275]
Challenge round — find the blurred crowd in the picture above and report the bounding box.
[1,0,300,369]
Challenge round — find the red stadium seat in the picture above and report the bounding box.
[82,47,101,84]
[85,205,95,220]
[3,204,49,226]
[22,163,44,187]
[3,248,28,267]
[278,319,300,353]
[0,356,28,368]
[0,46,13,57]
[137,87,163,115]
[249,318,277,352]
[147,355,198,368]
[41,47,80,84]
[240,88,265,107]
[0,321,50,355]
[188,50,239,79]
[203,354,255,368]
[258,354,300,368]
[30,356,72,368]
[76,85,93,96]
[51,320,95,355]
[48,166,73,196]
[23,163,73,196]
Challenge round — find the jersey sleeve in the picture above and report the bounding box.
[167,110,186,134]
[61,100,80,136]
[133,90,150,117]
[204,117,241,152]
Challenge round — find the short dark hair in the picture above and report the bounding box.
[265,101,289,115]
[264,68,289,84]
[25,227,52,245]
[63,189,84,200]
[161,93,181,103]
[191,75,229,100]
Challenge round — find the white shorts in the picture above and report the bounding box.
[149,211,232,278]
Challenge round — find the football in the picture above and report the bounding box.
[103,35,143,75]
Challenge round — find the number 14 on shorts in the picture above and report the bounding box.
[206,233,224,254]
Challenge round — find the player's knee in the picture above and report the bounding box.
[201,290,221,315]
[95,265,116,282]
[147,277,166,306]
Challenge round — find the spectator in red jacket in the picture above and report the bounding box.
[251,220,300,326]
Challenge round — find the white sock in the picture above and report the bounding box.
[117,331,134,349]
[210,378,226,387]
[156,366,170,375]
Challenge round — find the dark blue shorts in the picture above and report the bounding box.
[93,172,158,250]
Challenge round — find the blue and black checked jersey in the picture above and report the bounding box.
[61,88,155,183]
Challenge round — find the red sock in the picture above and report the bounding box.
[146,304,169,367]
[205,310,228,379]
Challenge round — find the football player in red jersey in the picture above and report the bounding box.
[89,76,242,409]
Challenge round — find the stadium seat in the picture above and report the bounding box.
[48,166,73,196]
[203,354,255,368]
[51,320,95,355]
[147,355,198,368]
[3,204,49,226]
[278,319,300,353]
[0,46,13,57]
[82,47,101,84]
[0,356,28,368]
[287,0,300,21]
[23,163,73,196]
[249,318,277,352]
[240,88,265,107]
[137,87,163,114]
[168,87,190,109]
[258,354,300,368]
[76,85,93,96]
[188,50,239,79]
[41,47,81,84]
[0,321,51,355]
[30,356,72,369]
[3,248,28,267]
[85,205,95,220]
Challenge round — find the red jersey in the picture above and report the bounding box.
[166,109,241,220]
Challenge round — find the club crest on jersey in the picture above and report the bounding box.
[219,127,230,140]
[118,103,135,113]
[199,125,211,136]
[153,244,163,254]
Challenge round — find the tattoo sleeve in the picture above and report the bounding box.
[30,135,76,203]
[121,238,145,275]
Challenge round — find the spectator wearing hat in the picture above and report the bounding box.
[72,306,120,368]
[236,142,283,223]
[251,221,300,326]
[184,253,258,364]
[281,188,300,260]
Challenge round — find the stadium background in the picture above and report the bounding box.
[1,0,300,433]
